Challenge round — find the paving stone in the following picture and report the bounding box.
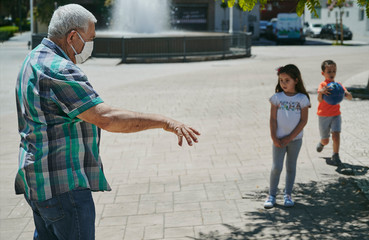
[165,211,202,228]
[164,226,194,238]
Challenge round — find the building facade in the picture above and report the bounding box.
[172,0,260,37]
[304,1,369,39]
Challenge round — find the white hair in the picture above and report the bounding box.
[48,4,97,39]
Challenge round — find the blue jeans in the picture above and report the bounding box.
[269,139,302,196]
[25,188,95,240]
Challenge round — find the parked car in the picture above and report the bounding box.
[320,23,353,40]
[304,22,322,38]
[259,20,269,37]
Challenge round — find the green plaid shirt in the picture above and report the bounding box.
[15,38,111,201]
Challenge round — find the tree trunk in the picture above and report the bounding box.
[340,8,344,45]
[335,17,339,42]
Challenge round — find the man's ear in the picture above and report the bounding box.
[321,71,325,76]
[66,30,76,45]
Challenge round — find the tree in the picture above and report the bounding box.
[221,0,369,18]
[33,1,69,24]
[328,0,353,45]
[1,0,30,31]
[32,0,108,25]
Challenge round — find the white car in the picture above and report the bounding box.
[305,23,322,38]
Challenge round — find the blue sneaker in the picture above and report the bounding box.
[284,194,294,207]
[264,195,276,209]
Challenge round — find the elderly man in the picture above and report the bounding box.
[15,4,200,239]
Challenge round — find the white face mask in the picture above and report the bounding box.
[70,31,94,64]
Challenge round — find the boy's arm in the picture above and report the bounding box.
[344,91,353,100]
[317,83,330,103]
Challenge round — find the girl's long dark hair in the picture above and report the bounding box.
[275,64,310,102]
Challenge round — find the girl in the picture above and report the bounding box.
[264,64,310,209]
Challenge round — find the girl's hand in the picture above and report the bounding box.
[273,139,282,148]
[280,136,291,147]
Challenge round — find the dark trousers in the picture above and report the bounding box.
[25,188,96,240]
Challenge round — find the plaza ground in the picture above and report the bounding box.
[1,33,368,239]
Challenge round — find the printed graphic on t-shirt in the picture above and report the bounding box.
[278,101,301,112]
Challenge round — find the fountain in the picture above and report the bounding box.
[93,0,252,62]
[31,0,251,62]
[111,0,170,34]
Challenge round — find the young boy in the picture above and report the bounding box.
[316,60,352,166]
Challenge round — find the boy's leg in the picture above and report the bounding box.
[317,116,331,152]
[269,144,287,197]
[332,131,340,154]
[331,115,342,154]
[330,115,342,164]
[285,139,302,196]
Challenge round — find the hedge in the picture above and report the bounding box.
[0,26,19,41]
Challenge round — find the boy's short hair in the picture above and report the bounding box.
[321,60,336,71]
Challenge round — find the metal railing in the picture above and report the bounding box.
[93,32,252,63]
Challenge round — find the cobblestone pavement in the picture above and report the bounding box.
[1,33,368,240]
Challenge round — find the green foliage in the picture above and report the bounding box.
[303,0,321,17]
[357,0,369,17]
[34,0,70,24]
[0,26,19,33]
[238,0,258,11]
[0,26,19,41]
[218,0,368,17]
[33,0,108,24]
[221,0,267,11]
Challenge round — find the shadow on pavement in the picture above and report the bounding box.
[191,178,369,240]
[252,37,332,46]
[320,157,369,176]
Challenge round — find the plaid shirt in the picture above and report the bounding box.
[15,38,111,201]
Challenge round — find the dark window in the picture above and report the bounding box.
[359,9,364,21]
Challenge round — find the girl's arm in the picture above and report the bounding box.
[270,103,281,148]
[280,106,309,146]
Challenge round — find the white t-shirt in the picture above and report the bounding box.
[269,92,310,140]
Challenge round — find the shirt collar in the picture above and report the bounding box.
[41,38,72,62]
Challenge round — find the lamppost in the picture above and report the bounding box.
[30,0,33,47]
[229,6,233,34]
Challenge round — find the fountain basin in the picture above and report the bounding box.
[93,31,252,63]
[32,31,252,63]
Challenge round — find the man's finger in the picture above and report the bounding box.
[181,128,193,146]
[185,127,199,143]
[189,127,201,136]
[177,134,183,146]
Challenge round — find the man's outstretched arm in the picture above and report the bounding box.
[77,103,200,146]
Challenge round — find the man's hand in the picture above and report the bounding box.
[164,120,200,146]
